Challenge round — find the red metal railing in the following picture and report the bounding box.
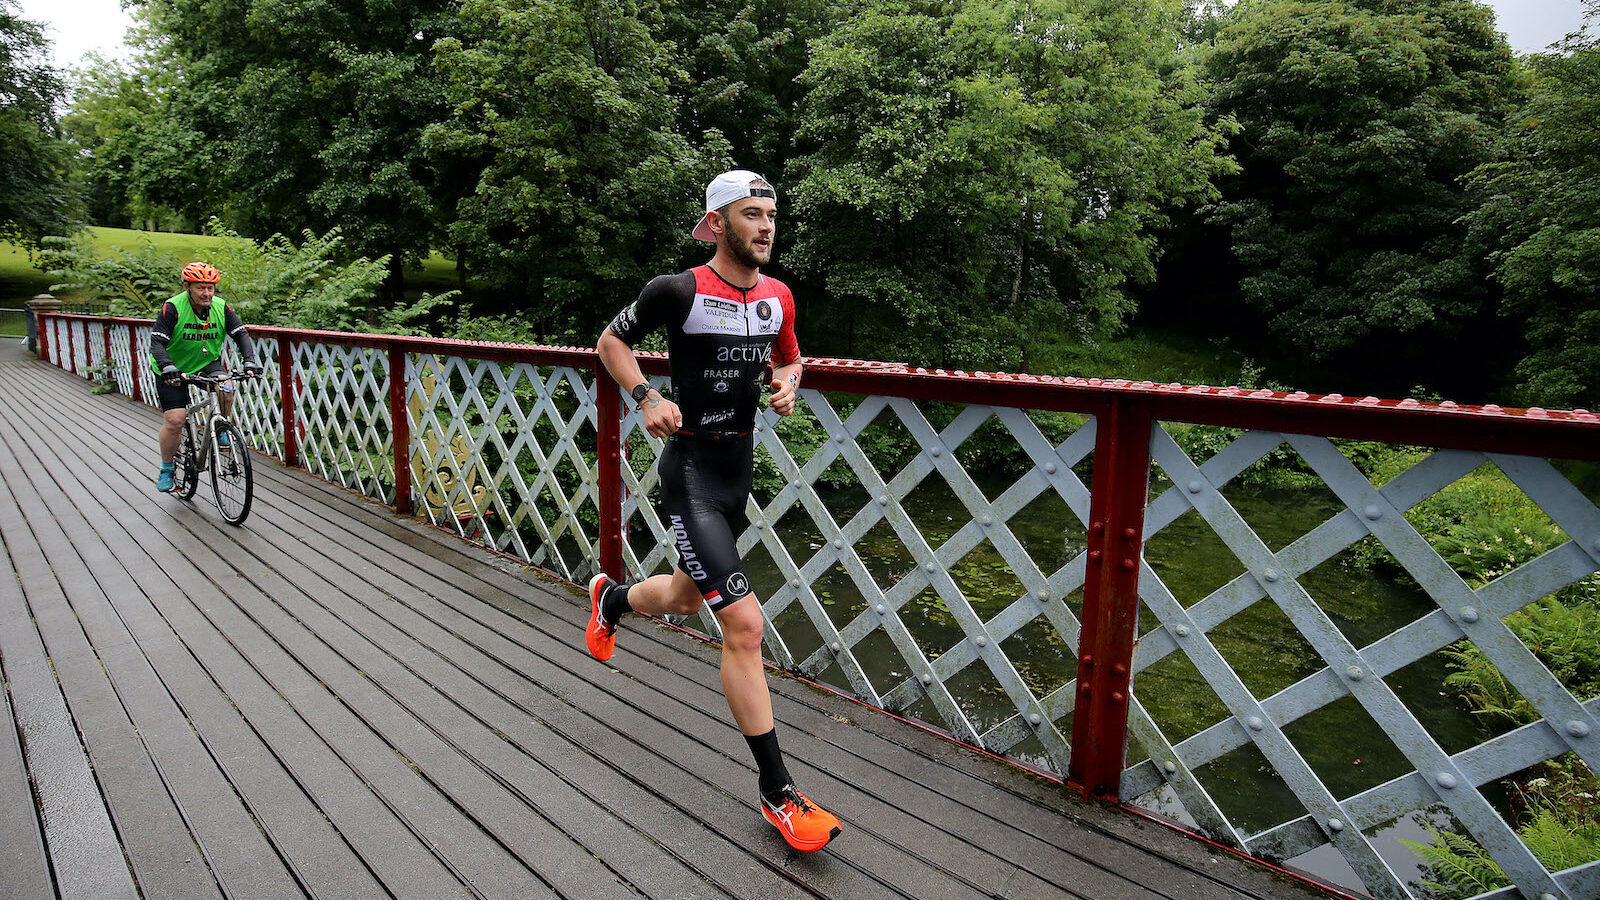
[35,312,1600,807]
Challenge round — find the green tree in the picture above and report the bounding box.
[0,0,81,246]
[62,50,218,232]
[138,0,459,298]
[663,0,841,180]
[425,0,720,330]
[789,0,1228,370]
[1205,0,1522,378]
[1464,1,1600,409]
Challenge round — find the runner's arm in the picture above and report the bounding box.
[768,288,803,416]
[598,328,680,437]
[598,273,692,438]
[769,361,803,416]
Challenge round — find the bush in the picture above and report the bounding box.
[37,232,174,313]
[37,220,457,330]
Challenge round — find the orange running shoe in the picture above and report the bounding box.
[762,785,842,852]
[586,574,618,661]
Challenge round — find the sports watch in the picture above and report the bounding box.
[630,382,651,405]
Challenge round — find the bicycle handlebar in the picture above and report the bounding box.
[179,370,263,386]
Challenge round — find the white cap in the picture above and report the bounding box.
[692,170,776,241]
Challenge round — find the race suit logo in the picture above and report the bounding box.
[723,572,751,599]
[756,300,772,322]
[611,302,638,334]
[716,344,772,363]
[688,295,748,335]
[701,408,737,425]
[670,515,707,581]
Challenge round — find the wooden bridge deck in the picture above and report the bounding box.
[0,341,1331,899]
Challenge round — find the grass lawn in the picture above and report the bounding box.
[0,241,58,305]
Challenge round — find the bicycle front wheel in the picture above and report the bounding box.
[210,421,253,525]
[176,423,201,499]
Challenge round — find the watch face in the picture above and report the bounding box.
[632,382,650,402]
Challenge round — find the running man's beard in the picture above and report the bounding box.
[729,237,769,270]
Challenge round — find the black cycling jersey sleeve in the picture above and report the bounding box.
[609,271,694,345]
[222,304,259,366]
[149,301,179,371]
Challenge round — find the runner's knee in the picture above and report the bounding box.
[718,602,765,654]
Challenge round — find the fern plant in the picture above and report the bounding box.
[1401,825,1509,897]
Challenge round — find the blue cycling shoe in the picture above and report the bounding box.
[216,430,232,451]
[157,464,175,492]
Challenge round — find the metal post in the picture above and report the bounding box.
[102,325,113,391]
[596,364,624,580]
[66,319,77,373]
[389,344,412,515]
[279,338,298,467]
[1069,396,1154,801]
[38,314,51,363]
[129,326,143,404]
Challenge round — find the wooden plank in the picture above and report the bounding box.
[0,397,285,896]
[0,368,506,899]
[216,511,765,899]
[0,556,56,900]
[0,454,172,898]
[0,391,388,898]
[241,473,1079,899]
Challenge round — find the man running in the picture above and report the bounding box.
[587,170,842,852]
[150,261,262,491]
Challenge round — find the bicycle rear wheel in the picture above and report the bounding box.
[175,423,201,499]
[210,421,253,525]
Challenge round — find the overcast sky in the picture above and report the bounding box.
[13,0,1595,69]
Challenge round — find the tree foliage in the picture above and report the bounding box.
[0,0,81,246]
[62,51,217,232]
[1205,0,1522,369]
[40,221,450,330]
[1464,1,1600,409]
[662,0,841,179]
[133,0,460,294]
[426,0,720,329]
[789,0,1229,370]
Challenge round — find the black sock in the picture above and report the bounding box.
[745,729,793,802]
[600,582,631,625]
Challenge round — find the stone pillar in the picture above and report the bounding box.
[26,293,60,356]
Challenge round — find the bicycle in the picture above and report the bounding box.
[170,371,258,525]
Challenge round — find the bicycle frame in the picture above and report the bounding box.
[181,378,231,473]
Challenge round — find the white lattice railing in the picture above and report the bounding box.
[34,312,1600,900]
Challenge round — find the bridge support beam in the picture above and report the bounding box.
[1069,396,1153,801]
[389,346,412,515]
[596,365,624,581]
[279,338,298,467]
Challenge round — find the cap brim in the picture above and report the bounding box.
[692,213,716,242]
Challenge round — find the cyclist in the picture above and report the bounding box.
[587,170,842,853]
[150,261,262,492]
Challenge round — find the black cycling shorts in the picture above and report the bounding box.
[659,434,756,610]
[155,360,229,411]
